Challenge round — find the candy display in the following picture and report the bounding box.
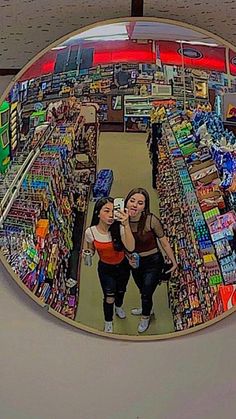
[0,100,99,320]
[190,111,236,289]
[156,126,223,330]
[168,111,197,156]
[192,111,236,210]
[219,284,236,311]
[148,107,236,329]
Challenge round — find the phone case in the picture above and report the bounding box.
[114,198,125,219]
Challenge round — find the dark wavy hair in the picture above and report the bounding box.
[91,197,123,251]
[124,188,150,236]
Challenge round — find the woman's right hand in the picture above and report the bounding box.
[126,254,137,269]
[116,208,129,226]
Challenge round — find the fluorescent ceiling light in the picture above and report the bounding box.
[82,34,129,41]
[51,45,67,50]
[176,40,219,47]
[67,23,128,42]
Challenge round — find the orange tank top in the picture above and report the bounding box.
[85,226,125,265]
[93,239,124,265]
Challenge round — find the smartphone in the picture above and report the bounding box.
[114,198,125,220]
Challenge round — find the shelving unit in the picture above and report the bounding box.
[0,102,99,321]
[74,104,99,184]
[124,95,173,132]
[148,110,225,330]
[162,127,223,329]
[9,102,19,156]
[147,102,236,329]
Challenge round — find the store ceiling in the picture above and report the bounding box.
[130,22,219,44]
[66,21,220,45]
[0,0,236,70]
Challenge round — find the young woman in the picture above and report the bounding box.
[83,197,135,333]
[125,188,178,333]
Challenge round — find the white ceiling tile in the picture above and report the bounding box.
[0,0,235,70]
[144,0,236,47]
[0,0,131,68]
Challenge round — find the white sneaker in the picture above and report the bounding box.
[138,317,150,333]
[131,307,154,316]
[104,321,113,333]
[131,307,142,315]
[115,306,126,319]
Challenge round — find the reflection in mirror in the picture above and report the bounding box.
[0,20,236,338]
[112,96,122,111]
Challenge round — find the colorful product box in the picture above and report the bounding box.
[219,284,236,311]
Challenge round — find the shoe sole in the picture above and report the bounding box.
[131,311,155,317]
[115,313,126,319]
[138,323,150,333]
[131,310,142,316]
[138,316,153,333]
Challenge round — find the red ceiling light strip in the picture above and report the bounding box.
[17,40,236,81]
[93,49,155,65]
[19,50,58,81]
[92,40,155,65]
[158,41,227,73]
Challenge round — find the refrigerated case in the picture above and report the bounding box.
[0,101,10,173]
[124,95,153,132]
[124,95,173,132]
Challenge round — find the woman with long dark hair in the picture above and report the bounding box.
[83,197,134,333]
[125,188,178,333]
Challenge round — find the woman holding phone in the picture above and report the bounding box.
[83,197,134,333]
[125,188,178,333]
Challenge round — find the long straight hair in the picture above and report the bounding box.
[91,197,123,251]
[124,188,151,236]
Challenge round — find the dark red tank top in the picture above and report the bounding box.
[133,230,158,253]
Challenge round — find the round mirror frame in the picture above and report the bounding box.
[1,16,236,341]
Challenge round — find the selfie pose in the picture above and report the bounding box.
[125,188,178,333]
[83,197,135,333]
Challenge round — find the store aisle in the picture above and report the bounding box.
[76,132,175,335]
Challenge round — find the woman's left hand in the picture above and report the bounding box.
[117,208,129,226]
[165,261,178,276]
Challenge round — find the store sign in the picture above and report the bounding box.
[230,50,236,76]
[158,41,226,73]
[231,57,236,65]
[178,47,203,59]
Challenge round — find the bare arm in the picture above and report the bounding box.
[159,236,178,273]
[121,224,135,252]
[83,239,95,255]
[83,228,95,255]
[118,209,135,252]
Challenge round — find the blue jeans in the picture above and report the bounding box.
[98,258,130,321]
[131,252,164,316]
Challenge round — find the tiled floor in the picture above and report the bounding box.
[76,131,175,335]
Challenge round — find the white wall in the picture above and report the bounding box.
[1,262,236,419]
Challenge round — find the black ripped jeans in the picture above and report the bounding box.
[98,258,130,321]
[131,252,164,317]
